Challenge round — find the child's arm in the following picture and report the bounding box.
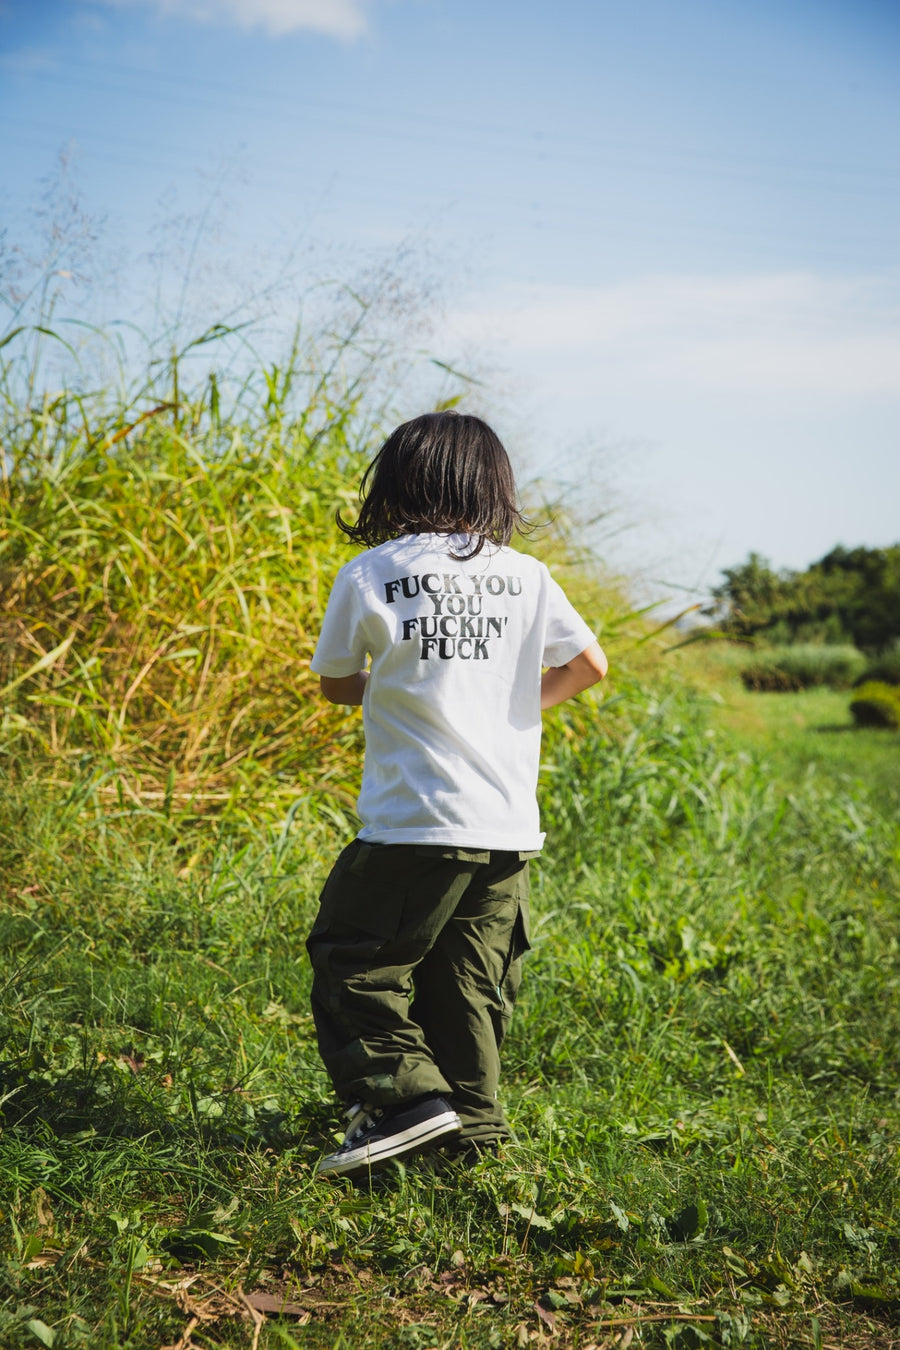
[540,641,608,711]
[320,641,607,709]
[320,672,369,706]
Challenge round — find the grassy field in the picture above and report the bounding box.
[2,682,898,1350]
[1,331,899,1350]
[679,644,900,807]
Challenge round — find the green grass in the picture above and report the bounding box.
[1,323,899,1349]
[2,685,898,1349]
[689,647,899,809]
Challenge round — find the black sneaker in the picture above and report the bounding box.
[317,1095,462,1178]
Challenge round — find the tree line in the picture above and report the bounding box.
[710,545,900,652]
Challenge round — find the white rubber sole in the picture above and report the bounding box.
[318,1109,461,1177]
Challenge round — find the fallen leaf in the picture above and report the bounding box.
[25,1252,62,1269]
[533,1300,557,1332]
[33,1186,54,1231]
[242,1291,310,1318]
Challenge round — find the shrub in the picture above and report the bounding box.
[740,662,802,692]
[740,644,865,692]
[849,681,900,729]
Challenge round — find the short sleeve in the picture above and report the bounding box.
[311,566,370,677]
[541,572,597,668]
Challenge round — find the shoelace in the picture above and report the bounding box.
[342,1102,383,1143]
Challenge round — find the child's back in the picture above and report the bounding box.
[307,412,607,1178]
[314,530,595,849]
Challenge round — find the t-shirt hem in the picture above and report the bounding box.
[310,656,365,677]
[357,825,546,850]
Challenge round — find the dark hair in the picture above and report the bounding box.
[337,411,528,559]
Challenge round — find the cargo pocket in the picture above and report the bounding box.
[500,897,531,995]
[511,898,532,963]
[510,861,532,959]
[495,866,531,1044]
[310,840,407,945]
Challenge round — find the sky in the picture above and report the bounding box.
[2,0,898,600]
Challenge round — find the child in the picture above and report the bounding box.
[308,411,608,1177]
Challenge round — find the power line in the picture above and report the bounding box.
[9,57,899,195]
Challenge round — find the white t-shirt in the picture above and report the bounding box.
[311,533,596,849]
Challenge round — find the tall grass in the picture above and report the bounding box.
[739,644,865,692]
[0,321,631,822]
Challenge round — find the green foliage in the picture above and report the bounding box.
[0,323,386,817]
[814,544,900,653]
[849,681,900,730]
[710,552,791,640]
[739,645,865,692]
[712,545,900,653]
[853,639,900,689]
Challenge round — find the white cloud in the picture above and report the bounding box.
[446,271,900,397]
[93,0,373,39]
[443,268,900,585]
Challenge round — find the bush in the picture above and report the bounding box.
[740,662,803,692]
[849,681,900,729]
[740,644,865,692]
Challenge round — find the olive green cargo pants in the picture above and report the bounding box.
[306,841,533,1142]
